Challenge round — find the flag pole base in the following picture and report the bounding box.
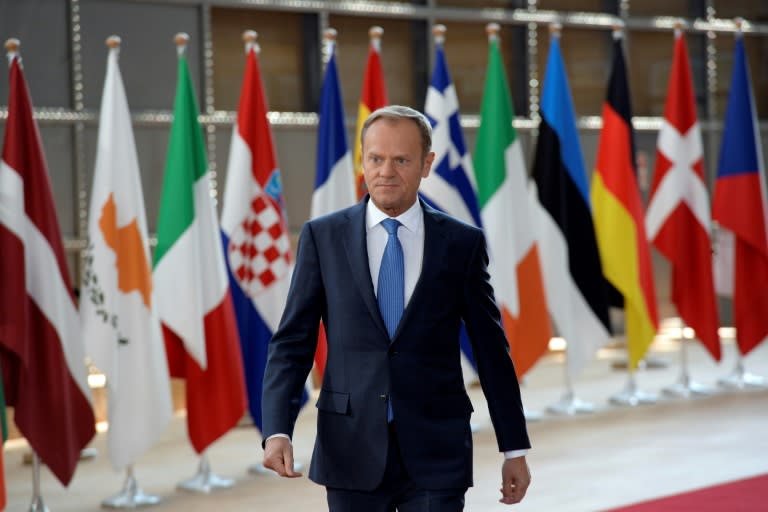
[247,460,304,476]
[177,456,234,493]
[546,391,595,416]
[609,375,657,406]
[102,471,161,508]
[662,375,716,398]
[718,367,767,390]
[29,496,50,512]
[523,407,543,422]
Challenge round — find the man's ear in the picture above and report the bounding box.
[422,151,436,178]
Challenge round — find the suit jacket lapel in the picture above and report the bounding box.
[342,200,390,338]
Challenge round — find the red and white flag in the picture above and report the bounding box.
[645,30,720,360]
[0,45,95,485]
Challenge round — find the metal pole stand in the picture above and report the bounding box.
[29,453,50,512]
[663,336,715,398]
[523,407,543,422]
[546,367,595,415]
[609,372,657,406]
[718,356,767,390]
[248,460,304,475]
[177,455,234,493]
[101,465,161,508]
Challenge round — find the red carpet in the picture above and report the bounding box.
[605,473,768,511]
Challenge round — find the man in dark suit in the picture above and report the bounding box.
[262,105,531,511]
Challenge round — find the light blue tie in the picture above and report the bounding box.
[377,218,403,422]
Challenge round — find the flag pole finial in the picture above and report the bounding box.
[323,28,337,63]
[5,38,20,67]
[106,35,121,50]
[549,22,562,39]
[243,30,259,54]
[611,20,625,40]
[432,24,446,45]
[673,20,684,38]
[369,26,383,52]
[174,32,189,56]
[734,17,744,35]
[323,28,338,42]
[486,23,500,42]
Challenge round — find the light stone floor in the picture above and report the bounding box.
[4,336,768,512]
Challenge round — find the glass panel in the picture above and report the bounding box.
[537,0,609,12]
[437,0,524,7]
[714,34,768,118]
[0,0,70,107]
[627,31,707,117]
[328,15,416,117]
[80,0,202,110]
[537,27,611,116]
[629,0,701,17]
[431,22,526,115]
[36,125,76,238]
[212,8,305,112]
[714,0,768,22]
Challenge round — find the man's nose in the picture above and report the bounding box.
[380,159,395,176]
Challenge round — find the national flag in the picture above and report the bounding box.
[352,26,388,199]
[154,36,246,453]
[220,33,303,432]
[474,28,551,377]
[0,45,95,485]
[645,30,720,361]
[80,37,173,470]
[0,368,8,509]
[712,34,768,356]
[419,26,482,380]
[531,30,611,378]
[311,32,356,381]
[591,32,659,369]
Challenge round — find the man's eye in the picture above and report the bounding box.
[396,158,407,164]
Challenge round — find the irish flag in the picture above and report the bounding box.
[154,35,246,453]
[474,26,551,377]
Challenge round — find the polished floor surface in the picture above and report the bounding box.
[4,337,768,512]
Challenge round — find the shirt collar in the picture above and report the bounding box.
[366,198,423,234]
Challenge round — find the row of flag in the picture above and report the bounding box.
[0,21,767,506]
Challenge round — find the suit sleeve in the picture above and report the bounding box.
[261,222,325,442]
[461,230,531,452]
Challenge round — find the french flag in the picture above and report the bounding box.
[311,32,356,379]
[712,34,768,356]
[220,33,305,432]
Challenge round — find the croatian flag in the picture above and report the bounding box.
[712,35,768,356]
[419,30,481,378]
[220,36,304,432]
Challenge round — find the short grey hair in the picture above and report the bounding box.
[361,105,432,160]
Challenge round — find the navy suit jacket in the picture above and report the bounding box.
[261,198,530,491]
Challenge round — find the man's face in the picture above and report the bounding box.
[362,118,435,217]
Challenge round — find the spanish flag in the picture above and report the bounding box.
[591,30,659,369]
[353,26,388,199]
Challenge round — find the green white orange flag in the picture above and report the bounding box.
[80,37,172,470]
[591,30,659,369]
[474,26,551,377]
[353,26,388,199]
[153,35,246,453]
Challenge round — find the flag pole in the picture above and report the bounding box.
[6,36,52,512]
[662,322,716,398]
[539,22,596,417]
[716,18,768,391]
[171,32,235,494]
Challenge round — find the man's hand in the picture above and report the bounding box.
[263,436,303,478]
[499,456,530,505]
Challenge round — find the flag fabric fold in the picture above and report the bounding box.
[353,31,388,199]
[712,35,768,356]
[154,46,246,453]
[420,35,482,380]
[311,39,356,381]
[646,31,720,361]
[591,34,659,369]
[531,33,612,378]
[474,33,551,378]
[220,41,303,432]
[81,42,173,470]
[0,53,95,485]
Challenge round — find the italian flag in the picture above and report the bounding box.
[474,30,551,377]
[153,41,246,453]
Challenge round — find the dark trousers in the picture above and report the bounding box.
[326,425,466,512]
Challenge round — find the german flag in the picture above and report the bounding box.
[591,30,659,369]
[353,26,388,199]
